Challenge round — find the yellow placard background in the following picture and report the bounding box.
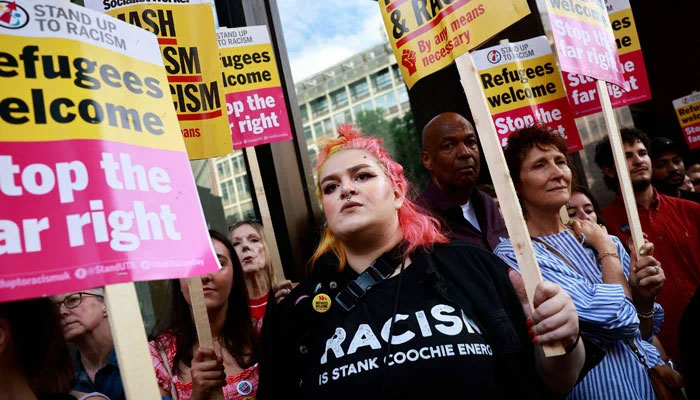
[379,0,530,89]
[107,3,232,159]
[219,43,281,93]
[0,37,182,152]
[609,7,641,55]
[676,101,700,128]
[479,54,566,114]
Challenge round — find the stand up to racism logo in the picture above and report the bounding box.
[0,1,29,29]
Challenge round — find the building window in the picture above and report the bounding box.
[352,100,374,116]
[304,125,313,141]
[329,88,349,109]
[375,92,398,114]
[310,96,329,117]
[397,86,409,106]
[240,201,255,220]
[230,153,246,175]
[299,103,309,123]
[349,78,370,102]
[308,146,318,163]
[371,68,392,92]
[333,109,353,125]
[236,176,251,200]
[392,64,402,82]
[313,121,323,137]
[322,117,334,137]
[216,161,231,179]
[221,180,234,206]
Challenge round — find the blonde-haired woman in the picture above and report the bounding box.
[229,220,294,331]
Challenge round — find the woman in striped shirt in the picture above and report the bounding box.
[494,126,666,399]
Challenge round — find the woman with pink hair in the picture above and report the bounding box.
[257,126,591,399]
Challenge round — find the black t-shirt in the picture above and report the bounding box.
[303,261,497,399]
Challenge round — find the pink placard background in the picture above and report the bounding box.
[493,97,583,152]
[563,50,651,117]
[549,13,626,88]
[226,86,293,149]
[683,122,700,150]
[0,140,219,302]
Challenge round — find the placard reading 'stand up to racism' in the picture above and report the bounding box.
[0,0,219,302]
[84,0,233,160]
[378,0,530,89]
[473,36,583,152]
[217,26,293,149]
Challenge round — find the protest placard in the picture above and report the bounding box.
[544,0,625,88]
[562,0,651,117]
[473,36,583,152]
[673,92,700,150]
[84,0,233,160]
[0,0,219,303]
[378,0,530,89]
[218,26,293,149]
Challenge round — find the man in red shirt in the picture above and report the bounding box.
[594,127,700,369]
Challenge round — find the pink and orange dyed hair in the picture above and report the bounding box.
[310,124,448,270]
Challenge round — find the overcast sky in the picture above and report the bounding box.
[278,0,387,82]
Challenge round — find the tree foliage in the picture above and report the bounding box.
[354,109,429,193]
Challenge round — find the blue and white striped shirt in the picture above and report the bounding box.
[494,230,664,400]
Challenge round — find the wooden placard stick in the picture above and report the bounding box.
[52,0,163,397]
[595,80,644,253]
[104,283,162,399]
[186,277,225,400]
[245,146,286,283]
[455,51,564,357]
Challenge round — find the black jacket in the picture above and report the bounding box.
[258,241,600,399]
[417,182,508,251]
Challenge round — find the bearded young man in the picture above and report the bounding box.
[595,128,700,371]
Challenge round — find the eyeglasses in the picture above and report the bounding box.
[54,292,104,309]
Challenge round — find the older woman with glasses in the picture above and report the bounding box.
[53,288,123,400]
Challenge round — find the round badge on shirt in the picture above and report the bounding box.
[312,293,331,313]
[237,380,253,395]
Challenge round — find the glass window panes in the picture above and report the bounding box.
[397,86,409,105]
[221,180,234,206]
[313,121,323,136]
[352,100,374,116]
[216,160,231,179]
[375,92,397,113]
[330,88,349,109]
[232,154,243,174]
[308,146,318,163]
[322,117,334,137]
[240,201,255,220]
[349,78,370,102]
[392,64,402,82]
[304,125,313,141]
[371,68,392,92]
[333,109,353,125]
[299,103,309,122]
[310,96,329,117]
[236,176,251,200]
